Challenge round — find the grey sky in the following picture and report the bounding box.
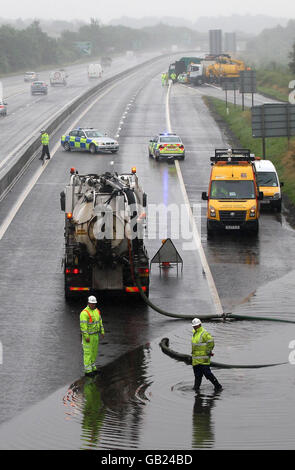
[1,0,295,22]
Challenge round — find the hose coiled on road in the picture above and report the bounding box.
[159,338,287,369]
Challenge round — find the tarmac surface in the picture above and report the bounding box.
[0,56,295,449]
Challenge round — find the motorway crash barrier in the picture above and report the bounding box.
[0,54,170,201]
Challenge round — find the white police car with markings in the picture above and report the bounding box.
[148,133,185,161]
[61,128,119,154]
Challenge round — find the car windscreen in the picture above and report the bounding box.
[85,131,104,138]
[256,171,278,187]
[159,137,181,143]
[210,180,256,199]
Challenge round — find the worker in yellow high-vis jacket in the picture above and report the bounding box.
[191,318,222,392]
[39,129,50,163]
[80,295,105,377]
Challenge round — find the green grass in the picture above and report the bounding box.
[204,96,295,205]
[256,69,294,102]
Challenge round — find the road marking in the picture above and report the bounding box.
[0,73,137,241]
[166,82,223,315]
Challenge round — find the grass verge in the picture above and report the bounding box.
[256,69,294,102]
[203,96,295,206]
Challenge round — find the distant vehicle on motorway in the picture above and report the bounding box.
[148,133,185,161]
[88,63,103,79]
[61,127,119,154]
[31,81,48,95]
[177,73,188,84]
[0,99,8,116]
[49,70,67,86]
[101,56,112,67]
[24,71,38,82]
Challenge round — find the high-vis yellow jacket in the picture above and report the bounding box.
[192,326,215,366]
[80,306,104,341]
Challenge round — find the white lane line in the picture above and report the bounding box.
[0,73,136,241]
[166,82,223,316]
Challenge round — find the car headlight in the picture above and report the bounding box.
[209,206,216,218]
[273,192,280,200]
[250,206,256,217]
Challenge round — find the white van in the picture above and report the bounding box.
[50,70,67,86]
[88,63,103,79]
[254,159,283,212]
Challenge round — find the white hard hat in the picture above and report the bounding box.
[192,318,201,327]
[88,295,97,304]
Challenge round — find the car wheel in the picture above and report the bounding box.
[89,144,96,154]
[64,142,71,151]
[111,150,118,153]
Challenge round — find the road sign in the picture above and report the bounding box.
[150,239,183,274]
[252,103,295,138]
[239,70,257,93]
[74,41,92,56]
[221,78,240,90]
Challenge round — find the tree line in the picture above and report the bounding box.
[0,19,205,74]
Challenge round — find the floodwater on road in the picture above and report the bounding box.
[0,286,294,450]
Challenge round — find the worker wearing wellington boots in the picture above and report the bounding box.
[80,296,105,377]
[191,318,222,392]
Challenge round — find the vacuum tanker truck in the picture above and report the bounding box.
[60,167,149,300]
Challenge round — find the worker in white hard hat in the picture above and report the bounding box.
[80,295,105,377]
[191,318,222,392]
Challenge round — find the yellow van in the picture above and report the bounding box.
[202,149,263,235]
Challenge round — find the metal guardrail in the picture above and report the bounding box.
[0,54,168,201]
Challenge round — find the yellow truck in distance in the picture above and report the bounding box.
[202,149,263,236]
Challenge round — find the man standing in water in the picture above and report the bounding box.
[80,296,105,377]
[191,318,222,392]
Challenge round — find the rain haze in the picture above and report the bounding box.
[1,0,295,21]
[1,0,295,454]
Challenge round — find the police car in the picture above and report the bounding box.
[61,128,119,154]
[148,133,185,160]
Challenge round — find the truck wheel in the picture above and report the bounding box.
[64,142,71,151]
[89,144,96,154]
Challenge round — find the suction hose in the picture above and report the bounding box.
[135,274,223,321]
[160,338,287,369]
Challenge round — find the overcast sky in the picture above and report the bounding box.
[1,0,295,22]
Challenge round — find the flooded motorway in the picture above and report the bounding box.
[0,57,295,450]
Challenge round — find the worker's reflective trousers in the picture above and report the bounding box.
[82,333,99,373]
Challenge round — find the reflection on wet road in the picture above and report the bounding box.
[0,58,295,450]
[0,322,294,449]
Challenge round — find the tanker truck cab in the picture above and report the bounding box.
[202,149,263,236]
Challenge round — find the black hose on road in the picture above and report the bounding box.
[135,274,223,321]
[136,274,295,324]
[227,313,295,324]
[160,338,287,369]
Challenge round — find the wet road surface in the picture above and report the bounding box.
[0,61,295,449]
